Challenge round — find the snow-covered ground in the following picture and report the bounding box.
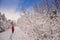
[0,27,30,40]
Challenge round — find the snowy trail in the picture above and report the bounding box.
[0,29,12,40]
[0,26,29,40]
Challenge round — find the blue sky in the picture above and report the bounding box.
[0,0,41,12]
[0,0,41,21]
[17,0,41,11]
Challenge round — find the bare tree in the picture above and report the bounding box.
[45,0,60,19]
[21,7,31,16]
[45,0,51,16]
[52,0,60,10]
[33,0,46,14]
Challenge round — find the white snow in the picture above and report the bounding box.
[0,27,30,40]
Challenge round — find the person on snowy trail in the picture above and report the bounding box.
[11,22,14,34]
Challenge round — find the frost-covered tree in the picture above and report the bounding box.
[0,12,12,32]
[17,10,60,40]
[17,0,60,40]
[45,0,60,19]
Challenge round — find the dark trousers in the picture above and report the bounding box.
[12,30,14,33]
